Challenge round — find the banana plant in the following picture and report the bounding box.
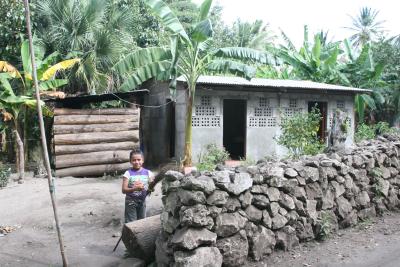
[0,39,79,167]
[115,0,269,166]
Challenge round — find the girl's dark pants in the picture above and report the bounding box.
[124,197,146,223]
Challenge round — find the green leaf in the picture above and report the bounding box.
[213,47,269,64]
[191,19,213,43]
[145,0,189,42]
[114,47,172,74]
[119,61,172,91]
[207,59,256,80]
[198,0,212,21]
[360,93,376,109]
[39,79,68,91]
[21,40,32,77]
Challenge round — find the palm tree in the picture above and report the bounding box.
[35,0,145,94]
[115,0,268,166]
[346,7,385,48]
[232,19,276,50]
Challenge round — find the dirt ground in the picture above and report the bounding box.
[1,175,400,267]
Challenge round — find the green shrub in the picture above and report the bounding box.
[355,122,398,142]
[0,165,11,188]
[277,108,325,159]
[197,144,229,171]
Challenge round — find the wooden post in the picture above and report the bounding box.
[13,130,24,184]
[22,1,68,266]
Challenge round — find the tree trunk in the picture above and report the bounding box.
[183,92,193,167]
[54,114,138,125]
[55,141,139,155]
[14,130,24,183]
[54,108,138,116]
[53,122,139,134]
[56,162,131,177]
[122,215,161,263]
[54,130,139,145]
[55,150,130,169]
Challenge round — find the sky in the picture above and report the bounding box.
[195,0,400,47]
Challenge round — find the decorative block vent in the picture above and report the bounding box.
[336,100,345,110]
[254,107,273,117]
[195,106,216,116]
[259,97,270,107]
[192,116,220,127]
[201,96,211,106]
[248,117,277,128]
[283,107,302,117]
[289,99,298,108]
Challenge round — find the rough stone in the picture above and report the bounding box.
[212,170,232,184]
[266,187,281,202]
[331,181,346,198]
[246,223,276,260]
[215,212,247,237]
[239,190,253,208]
[358,207,377,221]
[285,210,300,225]
[294,186,307,202]
[165,170,184,181]
[252,174,264,184]
[336,196,353,219]
[250,185,268,194]
[163,193,181,215]
[305,182,323,199]
[161,211,179,233]
[282,178,299,194]
[321,189,335,210]
[381,167,391,179]
[305,200,317,222]
[284,168,298,178]
[271,213,288,230]
[162,180,181,194]
[180,204,213,229]
[245,205,263,222]
[340,210,358,228]
[207,190,229,206]
[224,197,242,212]
[355,191,370,208]
[252,194,270,209]
[268,176,289,188]
[268,202,280,216]
[302,166,319,182]
[180,175,216,195]
[155,232,173,267]
[216,230,248,267]
[178,189,206,205]
[319,166,338,180]
[275,226,299,251]
[279,193,295,210]
[208,206,223,218]
[174,247,223,267]
[219,172,253,195]
[294,218,314,241]
[262,210,272,228]
[171,227,217,250]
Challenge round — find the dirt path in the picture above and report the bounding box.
[0,176,162,267]
[2,176,400,267]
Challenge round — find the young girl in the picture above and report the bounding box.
[121,149,154,223]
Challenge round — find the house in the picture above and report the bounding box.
[173,76,371,162]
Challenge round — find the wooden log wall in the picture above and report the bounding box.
[54,108,140,177]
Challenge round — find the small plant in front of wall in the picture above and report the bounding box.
[316,211,335,241]
[276,107,325,159]
[197,144,230,171]
[0,165,11,188]
[239,156,256,167]
[355,121,399,142]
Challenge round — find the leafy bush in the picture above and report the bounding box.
[355,122,398,142]
[277,108,325,159]
[0,165,11,188]
[197,144,229,171]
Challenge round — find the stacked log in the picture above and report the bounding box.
[54,108,140,177]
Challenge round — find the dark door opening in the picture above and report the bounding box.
[223,99,246,159]
[308,101,328,141]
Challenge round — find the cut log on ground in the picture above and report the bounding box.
[54,108,139,116]
[56,162,131,177]
[122,215,161,263]
[54,114,138,125]
[53,122,139,134]
[55,141,139,155]
[55,150,131,168]
[54,130,139,145]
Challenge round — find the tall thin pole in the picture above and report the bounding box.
[22,1,69,266]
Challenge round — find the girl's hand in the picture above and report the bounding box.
[133,181,144,191]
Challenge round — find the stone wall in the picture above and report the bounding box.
[156,135,400,267]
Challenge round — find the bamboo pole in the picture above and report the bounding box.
[22,1,68,266]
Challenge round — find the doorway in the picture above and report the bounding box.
[223,99,246,159]
[308,101,328,141]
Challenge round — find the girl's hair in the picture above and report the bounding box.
[130,149,144,160]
